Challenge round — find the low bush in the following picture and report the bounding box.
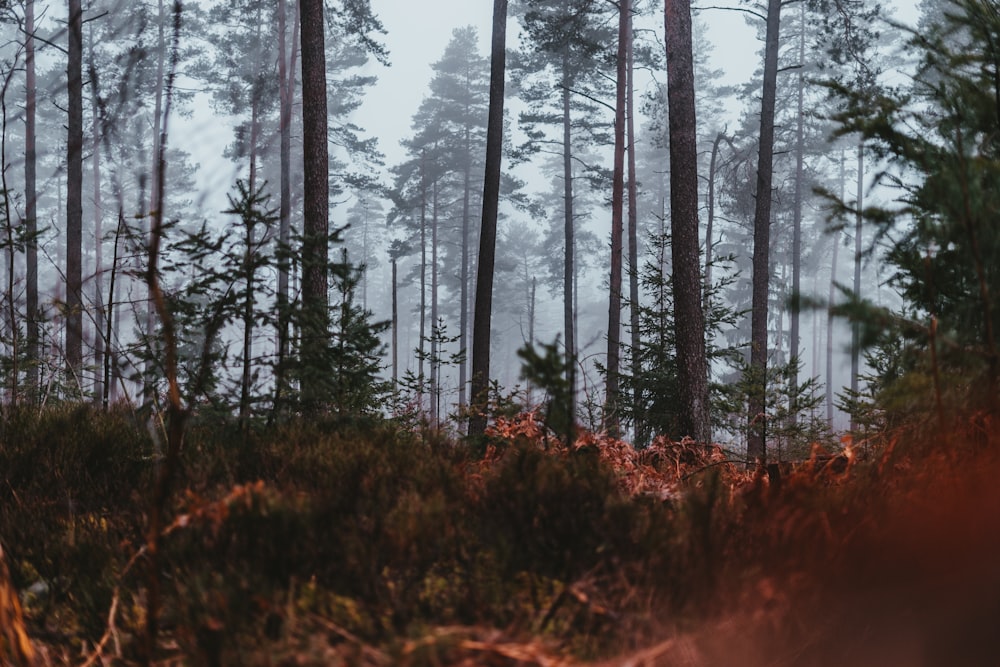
[5,408,996,664]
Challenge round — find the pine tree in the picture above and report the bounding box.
[470,0,509,437]
[664,0,709,442]
[830,0,1000,424]
[510,0,614,429]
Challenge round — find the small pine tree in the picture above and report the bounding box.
[329,248,390,416]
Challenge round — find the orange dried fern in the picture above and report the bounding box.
[0,542,36,667]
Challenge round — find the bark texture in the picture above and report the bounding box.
[66,0,83,373]
[25,0,38,400]
[605,0,629,436]
[747,0,783,464]
[665,0,709,442]
[299,0,330,408]
[469,0,508,437]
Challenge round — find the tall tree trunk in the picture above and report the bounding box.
[1,52,18,405]
[144,0,166,402]
[104,210,124,409]
[419,154,427,407]
[240,220,255,422]
[89,28,105,404]
[431,176,440,426]
[626,8,640,434]
[826,149,845,427]
[665,0,709,442]
[850,139,863,430]
[66,0,84,376]
[789,0,806,419]
[241,18,263,424]
[361,202,369,310]
[272,0,298,419]
[703,131,724,444]
[562,58,577,439]
[605,0,629,436]
[299,0,330,409]
[25,0,38,402]
[747,0,782,464]
[469,0,508,437]
[392,257,398,388]
[459,126,471,410]
[704,132,723,306]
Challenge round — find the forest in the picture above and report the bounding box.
[0,0,999,664]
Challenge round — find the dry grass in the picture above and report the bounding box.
[2,409,998,666]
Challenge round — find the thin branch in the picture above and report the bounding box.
[693,5,766,21]
[556,83,617,114]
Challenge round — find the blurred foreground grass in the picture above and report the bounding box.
[0,406,997,666]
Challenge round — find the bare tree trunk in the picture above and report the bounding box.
[704,133,722,308]
[1,52,20,406]
[25,0,38,403]
[273,0,298,419]
[626,7,640,434]
[826,149,845,427]
[66,0,84,376]
[459,127,471,410]
[419,154,427,408]
[849,140,863,430]
[361,202,369,310]
[469,0,507,437]
[241,15,263,424]
[431,177,440,426]
[300,0,330,409]
[789,0,806,419]
[562,60,576,439]
[747,0,782,464]
[104,210,125,409]
[240,214,255,423]
[665,0,709,442]
[89,27,105,404]
[392,257,398,388]
[143,0,166,402]
[604,0,629,437]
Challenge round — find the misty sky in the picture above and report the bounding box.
[360,1,920,169]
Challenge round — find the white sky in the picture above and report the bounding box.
[363,0,494,165]
[360,1,921,168]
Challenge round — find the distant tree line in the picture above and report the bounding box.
[0,0,990,463]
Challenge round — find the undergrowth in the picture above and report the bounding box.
[0,406,998,665]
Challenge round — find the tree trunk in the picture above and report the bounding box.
[240,219,255,422]
[826,149,845,427]
[1,51,18,405]
[241,16,263,423]
[604,0,629,437]
[273,0,298,419]
[747,0,782,464]
[665,0,709,442]
[789,0,806,419]
[89,27,105,404]
[469,0,507,437]
[431,176,440,426]
[144,0,166,402]
[392,257,398,388]
[626,8,640,434]
[66,0,84,376]
[849,139,863,430]
[419,153,427,407]
[299,0,330,409]
[25,0,38,402]
[705,132,723,306]
[459,127,471,410]
[562,58,576,440]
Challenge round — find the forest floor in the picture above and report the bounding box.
[1,406,998,666]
